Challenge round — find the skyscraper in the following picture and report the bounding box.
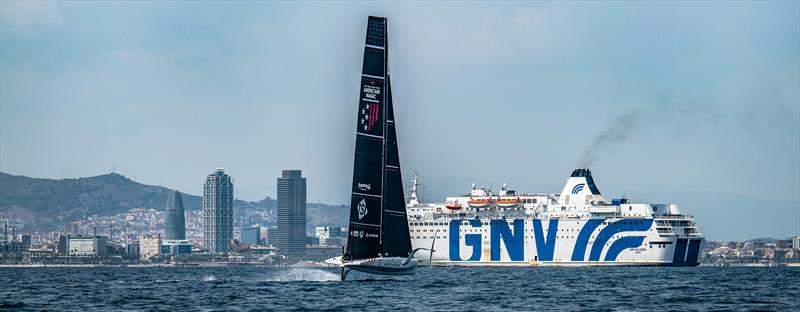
[277,170,306,256]
[241,227,261,245]
[164,190,186,240]
[203,168,234,253]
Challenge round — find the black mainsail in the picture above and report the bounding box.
[344,16,412,261]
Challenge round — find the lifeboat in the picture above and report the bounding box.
[445,203,463,210]
[467,198,494,209]
[495,197,522,208]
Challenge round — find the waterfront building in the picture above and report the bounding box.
[0,241,24,253]
[315,226,344,240]
[65,222,80,234]
[161,240,192,255]
[241,227,261,245]
[265,226,278,246]
[164,190,186,240]
[140,233,162,260]
[67,235,107,256]
[277,170,306,256]
[203,168,234,253]
[126,242,140,257]
[106,241,125,256]
[775,239,792,249]
[794,236,800,250]
[57,235,67,255]
[260,227,268,244]
[21,235,31,250]
[0,218,6,242]
[315,226,346,246]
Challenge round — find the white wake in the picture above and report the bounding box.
[264,268,339,282]
[203,275,217,282]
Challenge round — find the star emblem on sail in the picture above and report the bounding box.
[360,102,379,131]
[357,199,368,220]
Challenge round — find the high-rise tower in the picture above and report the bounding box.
[164,190,186,240]
[277,170,307,256]
[203,168,234,253]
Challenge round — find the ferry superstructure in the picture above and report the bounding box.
[407,169,704,266]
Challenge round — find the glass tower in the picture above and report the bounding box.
[203,168,234,253]
[277,170,307,256]
[164,190,186,240]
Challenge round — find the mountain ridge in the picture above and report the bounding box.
[0,171,347,229]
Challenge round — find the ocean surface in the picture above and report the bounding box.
[0,266,798,311]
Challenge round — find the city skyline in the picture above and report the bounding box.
[0,2,798,241]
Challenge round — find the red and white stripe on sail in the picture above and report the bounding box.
[369,103,380,130]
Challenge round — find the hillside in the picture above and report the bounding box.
[0,172,347,229]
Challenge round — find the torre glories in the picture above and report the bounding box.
[164,190,186,240]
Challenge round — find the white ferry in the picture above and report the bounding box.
[407,169,704,266]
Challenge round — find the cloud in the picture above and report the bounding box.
[0,0,63,33]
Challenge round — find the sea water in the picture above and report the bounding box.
[0,266,797,311]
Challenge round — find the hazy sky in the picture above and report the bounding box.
[1,1,798,240]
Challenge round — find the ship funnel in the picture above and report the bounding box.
[558,168,605,206]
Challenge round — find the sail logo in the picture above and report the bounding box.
[363,84,381,100]
[360,80,381,131]
[360,101,380,131]
[571,183,585,194]
[357,199,368,220]
[351,230,364,238]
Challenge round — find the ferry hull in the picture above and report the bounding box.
[409,218,704,267]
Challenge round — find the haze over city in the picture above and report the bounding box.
[1,1,798,240]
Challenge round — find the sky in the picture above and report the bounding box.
[1,1,798,240]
